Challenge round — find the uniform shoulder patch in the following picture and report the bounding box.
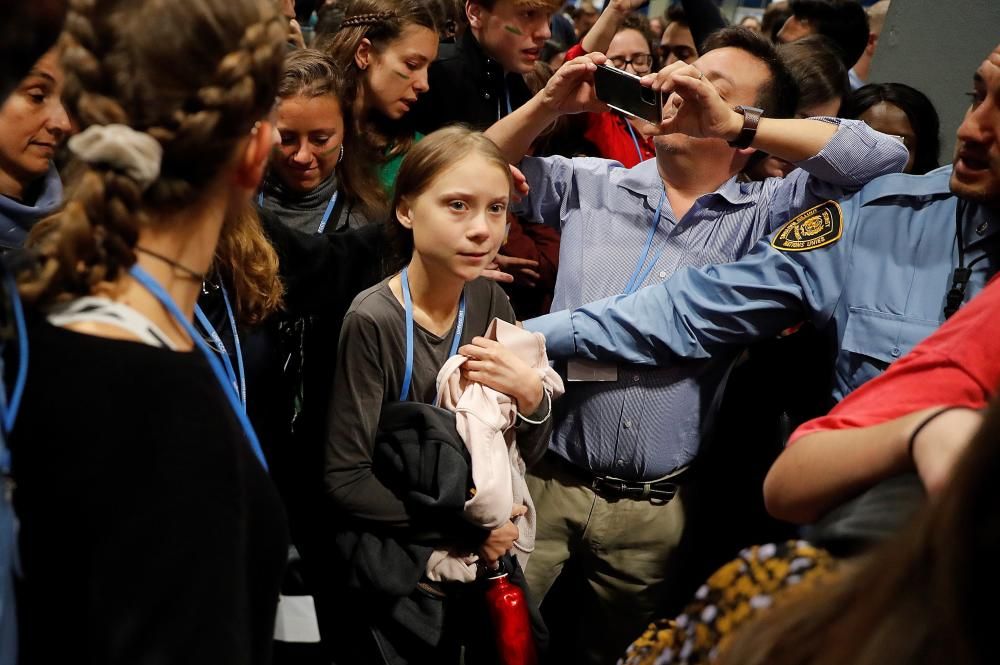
[770,200,843,252]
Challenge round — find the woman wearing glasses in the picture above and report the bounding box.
[563,2,657,167]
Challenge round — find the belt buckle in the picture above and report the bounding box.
[591,475,626,499]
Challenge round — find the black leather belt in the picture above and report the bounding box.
[545,453,687,505]
[590,474,684,505]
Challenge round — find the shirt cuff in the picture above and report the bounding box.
[795,117,903,185]
[517,388,552,425]
[524,309,576,359]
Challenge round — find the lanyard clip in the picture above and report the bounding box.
[944,267,973,319]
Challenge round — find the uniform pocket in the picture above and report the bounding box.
[839,307,939,389]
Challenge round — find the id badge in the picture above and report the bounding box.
[566,358,618,382]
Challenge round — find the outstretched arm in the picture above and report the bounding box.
[579,0,650,55]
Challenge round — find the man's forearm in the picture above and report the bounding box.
[484,95,560,164]
[745,117,839,164]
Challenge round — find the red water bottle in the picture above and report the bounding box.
[483,562,537,665]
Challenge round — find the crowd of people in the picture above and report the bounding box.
[0,0,997,664]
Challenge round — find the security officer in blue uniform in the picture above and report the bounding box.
[526,41,1000,481]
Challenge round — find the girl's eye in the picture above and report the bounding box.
[26,89,46,104]
[406,62,419,71]
[279,135,297,146]
[966,91,985,108]
[310,136,330,146]
[448,201,467,211]
[489,203,507,215]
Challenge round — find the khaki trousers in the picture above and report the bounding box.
[525,455,685,665]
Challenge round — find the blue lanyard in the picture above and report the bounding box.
[498,80,513,121]
[625,120,644,164]
[257,190,338,234]
[193,282,246,411]
[623,190,667,295]
[398,266,466,402]
[0,270,28,435]
[129,265,268,471]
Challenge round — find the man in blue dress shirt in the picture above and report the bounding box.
[485,27,907,662]
[525,42,1000,621]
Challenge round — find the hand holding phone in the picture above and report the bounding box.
[642,61,744,142]
[593,64,663,124]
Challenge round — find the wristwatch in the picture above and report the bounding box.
[728,105,764,149]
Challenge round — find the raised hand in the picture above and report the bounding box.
[539,52,610,117]
[638,62,743,141]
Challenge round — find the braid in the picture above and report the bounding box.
[339,11,395,29]
[19,0,286,307]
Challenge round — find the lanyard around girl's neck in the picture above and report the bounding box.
[193,280,246,410]
[398,266,466,402]
[257,189,338,234]
[129,264,268,471]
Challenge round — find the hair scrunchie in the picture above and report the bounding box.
[67,124,163,191]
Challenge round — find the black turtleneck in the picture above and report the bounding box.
[409,29,532,134]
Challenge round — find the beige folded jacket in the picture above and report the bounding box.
[425,318,564,583]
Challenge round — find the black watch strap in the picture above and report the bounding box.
[728,105,764,149]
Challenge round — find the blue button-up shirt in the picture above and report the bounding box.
[528,167,999,473]
[519,119,908,479]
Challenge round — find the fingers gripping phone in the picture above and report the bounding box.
[593,64,663,124]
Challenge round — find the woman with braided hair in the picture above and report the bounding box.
[8,0,290,662]
[318,0,438,220]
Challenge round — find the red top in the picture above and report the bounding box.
[789,275,1000,444]
[566,43,656,169]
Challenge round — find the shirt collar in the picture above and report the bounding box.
[615,159,754,210]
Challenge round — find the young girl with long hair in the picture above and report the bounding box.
[324,126,553,662]
[319,0,438,220]
[10,0,289,662]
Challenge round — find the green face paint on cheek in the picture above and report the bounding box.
[504,24,524,36]
[393,70,411,80]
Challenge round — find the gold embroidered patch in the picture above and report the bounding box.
[771,200,844,252]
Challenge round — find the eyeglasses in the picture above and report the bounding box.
[608,53,654,74]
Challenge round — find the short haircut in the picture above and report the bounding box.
[762,1,792,42]
[666,5,688,27]
[778,36,849,115]
[789,0,869,69]
[702,27,799,119]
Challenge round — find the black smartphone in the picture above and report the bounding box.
[593,64,662,125]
